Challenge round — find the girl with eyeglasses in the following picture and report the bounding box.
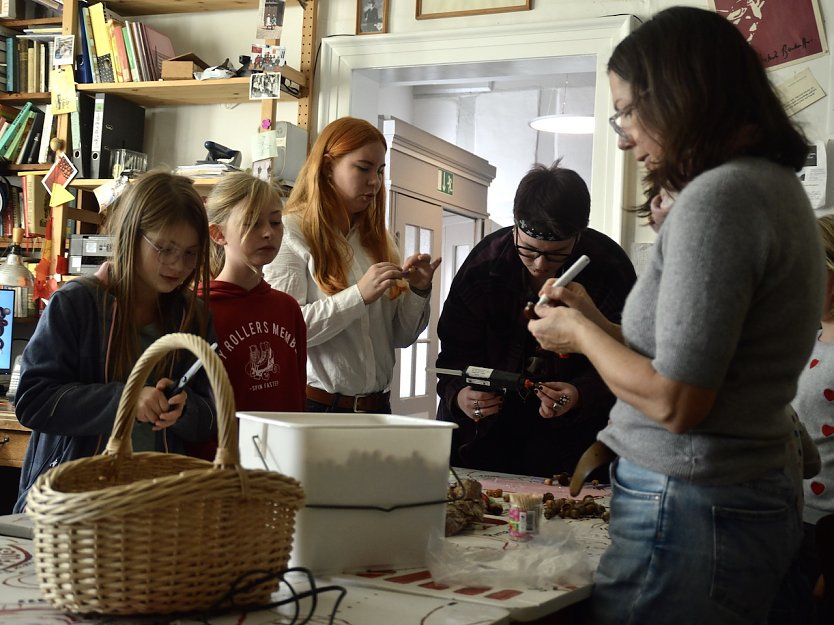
[14,171,217,512]
[529,7,824,624]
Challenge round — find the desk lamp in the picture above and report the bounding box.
[0,227,35,319]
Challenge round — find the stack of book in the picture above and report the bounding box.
[0,102,52,166]
[78,1,176,84]
[0,26,55,94]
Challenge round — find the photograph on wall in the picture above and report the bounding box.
[357,0,388,35]
[42,153,77,196]
[249,72,282,100]
[416,0,530,20]
[710,0,828,70]
[256,0,286,39]
[53,35,74,66]
[251,43,287,71]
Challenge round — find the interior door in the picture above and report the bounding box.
[390,192,443,418]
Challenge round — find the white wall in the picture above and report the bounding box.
[143,0,834,238]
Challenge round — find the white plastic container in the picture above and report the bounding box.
[237,412,457,574]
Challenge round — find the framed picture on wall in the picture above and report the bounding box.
[357,0,389,35]
[416,0,531,20]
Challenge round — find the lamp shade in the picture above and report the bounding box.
[0,227,36,318]
[529,115,595,134]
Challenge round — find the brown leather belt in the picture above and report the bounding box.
[305,385,390,413]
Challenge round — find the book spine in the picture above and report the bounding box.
[35,103,51,164]
[3,36,11,92]
[11,111,34,163]
[105,19,123,83]
[0,101,31,154]
[89,2,114,83]
[122,25,138,83]
[81,6,100,83]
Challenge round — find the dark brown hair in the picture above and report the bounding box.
[103,170,211,381]
[608,6,809,217]
[512,159,590,239]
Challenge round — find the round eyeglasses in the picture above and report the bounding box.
[142,234,199,269]
[608,104,635,139]
[514,228,579,264]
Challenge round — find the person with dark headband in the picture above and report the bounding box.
[435,160,636,478]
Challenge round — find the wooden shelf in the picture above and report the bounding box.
[0,92,50,104]
[2,164,51,173]
[0,17,62,28]
[100,0,305,17]
[76,69,306,106]
[70,177,222,195]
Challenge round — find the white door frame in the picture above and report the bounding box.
[316,14,637,245]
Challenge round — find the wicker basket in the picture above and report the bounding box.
[25,333,305,615]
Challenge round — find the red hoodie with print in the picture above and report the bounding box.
[206,278,307,412]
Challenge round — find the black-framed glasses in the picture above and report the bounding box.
[514,228,578,264]
[608,104,635,139]
[142,234,199,269]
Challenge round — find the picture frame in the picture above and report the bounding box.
[357,0,389,35]
[249,72,282,100]
[416,0,531,20]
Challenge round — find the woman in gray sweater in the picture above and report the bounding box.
[529,7,824,625]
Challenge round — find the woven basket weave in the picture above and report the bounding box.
[25,333,305,615]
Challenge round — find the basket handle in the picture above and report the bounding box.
[105,333,238,468]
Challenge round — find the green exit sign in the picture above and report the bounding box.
[437,169,454,195]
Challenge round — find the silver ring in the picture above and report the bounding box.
[552,401,559,410]
[474,407,483,420]
[473,399,480,409]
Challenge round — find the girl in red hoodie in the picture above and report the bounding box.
[205,172,307,413]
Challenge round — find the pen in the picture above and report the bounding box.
[164,342,219,400]
[535,255,590,307]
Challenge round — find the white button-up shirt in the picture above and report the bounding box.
[264,214,430,395]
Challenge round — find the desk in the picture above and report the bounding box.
[0,535,512,625]
[0,403,26,469]
[336,469,611,623]
[0,471,611,624]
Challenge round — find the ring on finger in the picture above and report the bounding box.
[551,393,570,410]
[473,399,480,409]
[474,407,483,420]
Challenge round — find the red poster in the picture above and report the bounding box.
[710,0,828,70]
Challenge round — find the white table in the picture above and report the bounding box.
[0,469,611,624]
[333,468,612,622]
[0,534,511,625]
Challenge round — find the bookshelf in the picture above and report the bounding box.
[38,0,317,274]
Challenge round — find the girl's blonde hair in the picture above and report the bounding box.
[285,116,403,297]
[818,215,834,273]
[102,170,211,381]
[204,172,285,276]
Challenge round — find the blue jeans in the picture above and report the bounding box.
[591,458,802,625]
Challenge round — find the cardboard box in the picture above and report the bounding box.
[161,53,209,81]
[237,412,457,574]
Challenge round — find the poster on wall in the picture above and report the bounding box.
[709,0,828,70]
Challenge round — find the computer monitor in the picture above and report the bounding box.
[0,289,15,375]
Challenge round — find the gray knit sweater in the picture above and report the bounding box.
[600,157,825,485]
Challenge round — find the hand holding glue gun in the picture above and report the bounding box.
[165,342,219,402]
[536,255,590,307]
[135,342,219,432]
[524,256,589,358]
[528,259,620,357]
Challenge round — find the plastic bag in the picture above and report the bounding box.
[426,517,592,590]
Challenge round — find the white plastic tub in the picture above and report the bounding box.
[237,412,457,574]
